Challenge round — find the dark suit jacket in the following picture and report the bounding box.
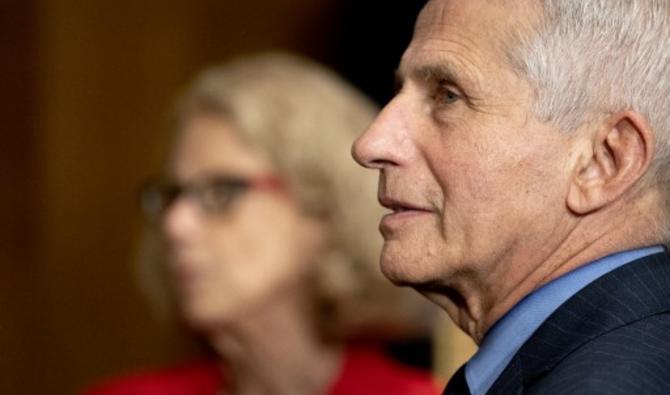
[486,250,670,394]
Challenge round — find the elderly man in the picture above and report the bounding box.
[352,0,670,394]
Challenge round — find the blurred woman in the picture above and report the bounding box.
[84,53,438,395]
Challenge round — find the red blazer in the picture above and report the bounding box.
[83,345,439,395]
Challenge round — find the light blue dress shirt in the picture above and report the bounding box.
[464,245,665,395]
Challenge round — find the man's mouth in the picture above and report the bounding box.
[378,195,429,213]
[388,205,408,213]
[378,195,432,234]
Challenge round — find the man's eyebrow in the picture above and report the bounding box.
[396,61,471,88]
[419,64,461,84]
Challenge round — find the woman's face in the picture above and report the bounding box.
[161,115,323,329]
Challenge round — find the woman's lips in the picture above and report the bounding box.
[171,258,206,292]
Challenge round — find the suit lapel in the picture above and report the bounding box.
[486,355,523,395]
[488,251,670,393]
[442,365,471,395]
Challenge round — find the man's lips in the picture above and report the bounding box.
[378,195,431,213]
[378,195,432,235]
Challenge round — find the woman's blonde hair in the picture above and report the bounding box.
[139,52,434,338]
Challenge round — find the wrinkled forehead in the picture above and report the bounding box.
[415,0,539,32]
[404,0,540,68]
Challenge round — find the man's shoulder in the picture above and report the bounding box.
[524,250,670,356]
[489,251,670,394]
[527,312,670,395]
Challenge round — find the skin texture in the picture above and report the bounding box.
[352,0,659,342]
[163,115,324,329]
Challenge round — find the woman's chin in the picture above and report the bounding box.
[180,300,239,331]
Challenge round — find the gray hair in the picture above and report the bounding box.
[506,1,670,212]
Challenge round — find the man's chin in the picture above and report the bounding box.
[380,255,427,287]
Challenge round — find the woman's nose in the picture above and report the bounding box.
[161,197,203,245]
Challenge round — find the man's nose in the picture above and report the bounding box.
[352,97,407,170]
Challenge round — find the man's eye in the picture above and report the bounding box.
[434,84,460,104]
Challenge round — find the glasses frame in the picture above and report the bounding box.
[139,174,286,221]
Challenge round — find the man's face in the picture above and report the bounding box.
[352,0,574,298]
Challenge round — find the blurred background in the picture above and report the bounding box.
[1,0,432,393]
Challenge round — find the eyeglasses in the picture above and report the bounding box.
[140,174,285,221]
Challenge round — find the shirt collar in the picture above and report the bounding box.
[464,245,665,395]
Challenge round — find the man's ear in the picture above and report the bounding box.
[566,111,654,215]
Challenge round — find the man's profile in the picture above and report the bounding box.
[352,0,670,394]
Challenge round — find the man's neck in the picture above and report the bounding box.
[443,197,661,343]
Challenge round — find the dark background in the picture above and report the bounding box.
[0,1,427,393]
